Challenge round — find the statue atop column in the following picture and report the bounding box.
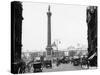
[46,5,53,59]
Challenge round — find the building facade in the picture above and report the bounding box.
[86,6,97,66]
[11,1,23,73]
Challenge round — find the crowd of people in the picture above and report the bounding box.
[16,55,91,73]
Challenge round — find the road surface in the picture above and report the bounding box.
[43,63,82,72]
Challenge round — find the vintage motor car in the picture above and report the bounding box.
[73,56,80,66]
[44,60,52,68]
[33,61,43,73]
[64,56,70,63]
[59,56,70,64]
[33,57,43,73]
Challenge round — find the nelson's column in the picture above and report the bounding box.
[46,5,53,60]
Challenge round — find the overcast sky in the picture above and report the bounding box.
[22,2,88,52]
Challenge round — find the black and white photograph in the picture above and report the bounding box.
[11,1,97,74]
